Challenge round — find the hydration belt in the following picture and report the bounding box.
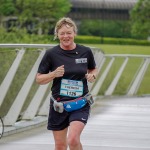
[51,93,94,113]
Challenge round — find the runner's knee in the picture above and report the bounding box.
[68,135,80,148]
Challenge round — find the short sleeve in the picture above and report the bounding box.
[88,49,96,69]
[37,50,52,74]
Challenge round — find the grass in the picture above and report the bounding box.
[86,44,150,55]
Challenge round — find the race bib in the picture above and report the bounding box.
[60,79,83,97]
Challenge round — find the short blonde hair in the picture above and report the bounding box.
[54,17,77,40]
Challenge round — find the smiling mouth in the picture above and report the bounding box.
[63,39,70,43]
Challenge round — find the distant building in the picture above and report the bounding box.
[68,0,138,20]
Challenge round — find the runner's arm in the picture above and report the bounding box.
[36,65,65,85]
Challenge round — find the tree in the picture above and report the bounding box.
[0,0,71,34]
[0,0,16,27]
[14,0,71,34]
[0,0,15,15]
[79,20,131,38]
[130,0,150,39]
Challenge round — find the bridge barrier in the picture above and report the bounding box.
[0,44,149,135]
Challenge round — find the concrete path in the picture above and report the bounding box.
[0,96,150,150]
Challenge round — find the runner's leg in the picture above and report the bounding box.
[68,121,85,150]
[53,127,68,150]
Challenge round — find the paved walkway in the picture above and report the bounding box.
[0,96,150,150]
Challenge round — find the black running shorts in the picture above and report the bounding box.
[47,99,91,131]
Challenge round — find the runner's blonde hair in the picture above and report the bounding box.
[54,17,77,40]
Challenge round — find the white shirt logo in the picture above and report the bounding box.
[75,58,87,64]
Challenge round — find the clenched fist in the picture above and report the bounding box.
[53,65,65,77]
[85,73,96,83]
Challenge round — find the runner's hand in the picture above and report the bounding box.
[54,65,65,77]
[85,73,96,83]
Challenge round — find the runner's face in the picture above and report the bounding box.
[57,24,76,50]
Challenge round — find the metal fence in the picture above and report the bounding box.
[0,44,149,128]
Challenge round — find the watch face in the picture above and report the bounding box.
[0,117,4,139]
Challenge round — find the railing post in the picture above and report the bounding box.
[22,84,50,120]
[38,92,51,116]
[88,50,104,91]
[127,58,150,96]
[91,57,115,96]
[105,57,128,96]
[0,49,25,107]
[4,50,46,126]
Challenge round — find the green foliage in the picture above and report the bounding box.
[130,0,150,39]
[79,20,132,38]
[0,0,71,34]
[0,27,149,46]
[15,0,71,34]
[0,26,56,44]
[0,0,15,16]
[75,35,150,46]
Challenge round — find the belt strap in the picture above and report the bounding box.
[51,96,56,102]
[51,93,94,105]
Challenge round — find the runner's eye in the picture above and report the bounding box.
[59,32,65,36]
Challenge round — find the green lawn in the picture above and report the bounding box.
[86,44,150,55]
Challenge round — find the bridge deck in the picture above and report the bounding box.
[0,96,150,150]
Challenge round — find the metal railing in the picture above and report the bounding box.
[0,44,149,132]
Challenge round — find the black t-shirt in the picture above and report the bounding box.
[37,44,96,101]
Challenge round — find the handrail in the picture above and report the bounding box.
[105,54,150,58]
[0,44,56,48]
